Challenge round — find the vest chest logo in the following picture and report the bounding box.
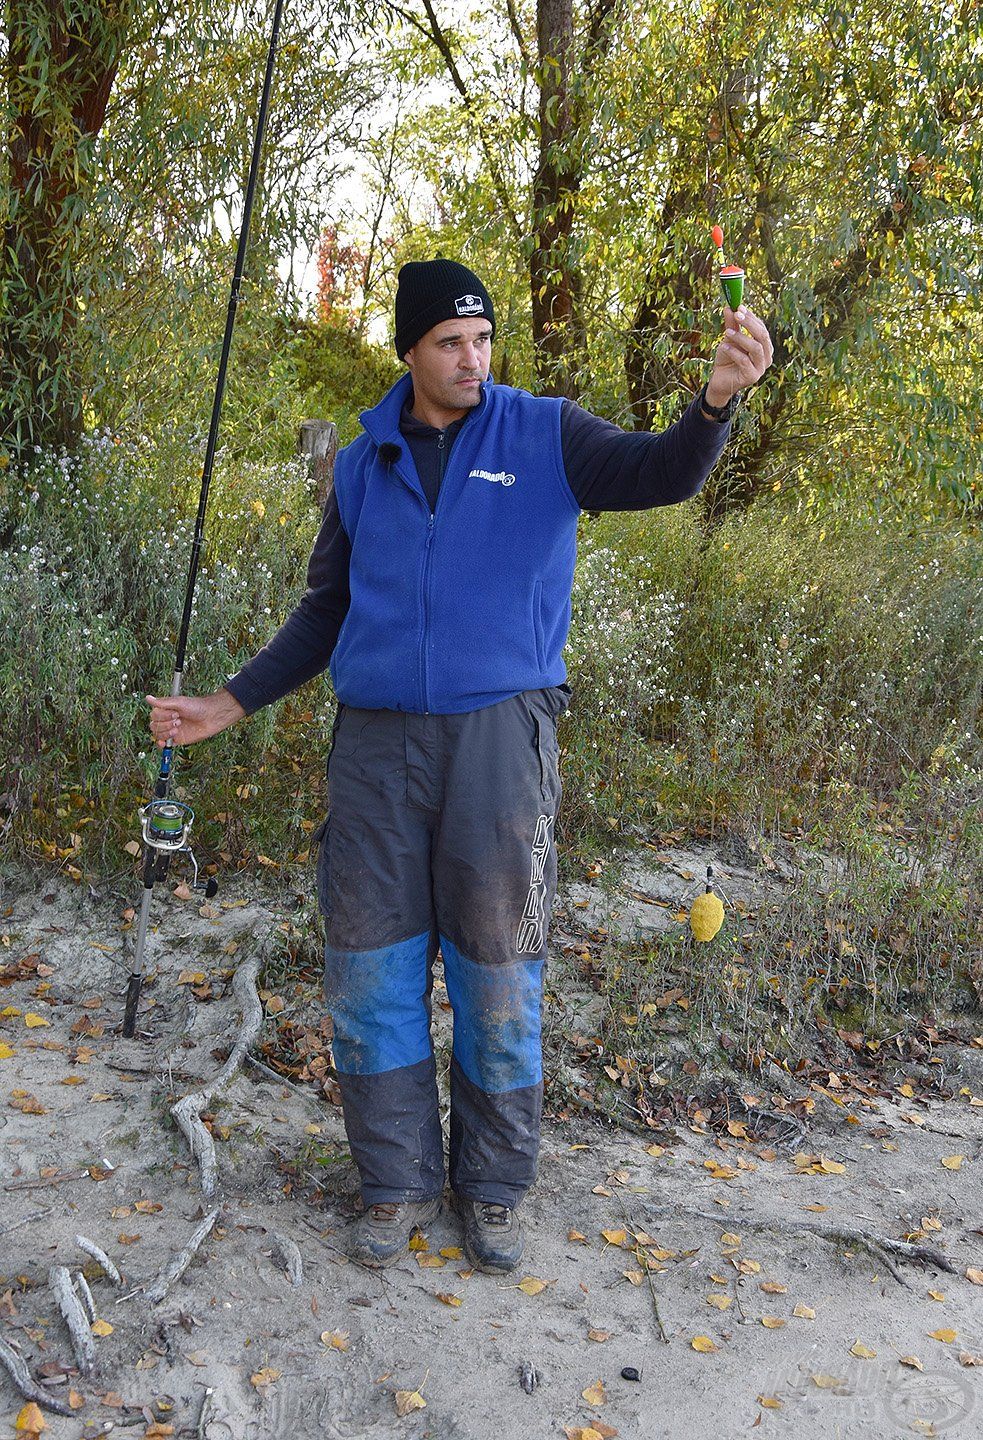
[469,467,516,487]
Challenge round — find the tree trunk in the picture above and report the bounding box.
[530,0,581,397]
[1,0,129,457]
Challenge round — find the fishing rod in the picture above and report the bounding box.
[122,0,287,1039]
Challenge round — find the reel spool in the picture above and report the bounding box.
[139,799,217,898]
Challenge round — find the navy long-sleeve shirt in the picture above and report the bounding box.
[226,388,731,715]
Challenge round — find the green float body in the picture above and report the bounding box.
[719,267,745,308]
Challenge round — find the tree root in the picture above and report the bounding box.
[171,956,263,1198]
[0,1336,72,1417]
[49,1265,95,1375]
[145,1208,221,1306]
[75,1270,96,1324]
[640,1201,957,1289]
[76,1234,123,1287]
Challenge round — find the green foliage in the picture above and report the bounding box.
[1,0,376,458]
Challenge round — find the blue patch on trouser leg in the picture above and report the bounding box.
[324,930,433,1075]
[440,934,543,1092]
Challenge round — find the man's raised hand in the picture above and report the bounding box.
[705,303,774,406]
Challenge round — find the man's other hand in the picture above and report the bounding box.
[705,303,774,407]
[146,689,246,748]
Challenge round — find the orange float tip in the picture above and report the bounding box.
[711,225,724,248]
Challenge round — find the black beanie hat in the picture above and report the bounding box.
[394,258,495,359]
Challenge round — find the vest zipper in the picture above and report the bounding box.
[418,430,445,713]
[419,512,435,711]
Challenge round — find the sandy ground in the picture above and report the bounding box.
[1,868,981,1440]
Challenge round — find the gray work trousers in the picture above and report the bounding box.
[314,685,568,1208]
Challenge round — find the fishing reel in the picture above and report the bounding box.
[139,799,218,898]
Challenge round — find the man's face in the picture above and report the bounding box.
[404,316,493,423]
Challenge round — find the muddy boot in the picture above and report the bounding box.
[350,1197,442,1268]
[453,1195,524,1274]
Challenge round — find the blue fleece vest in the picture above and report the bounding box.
[329,372,580,713]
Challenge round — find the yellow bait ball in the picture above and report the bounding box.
[689,889,724,942]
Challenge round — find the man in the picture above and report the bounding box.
[148,257,773,1274]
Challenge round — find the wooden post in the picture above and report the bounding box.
[298,419,338,510]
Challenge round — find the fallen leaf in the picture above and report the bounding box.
[568,1230,588,1244]
[438,1247,463,1260]
[600,1229,627,1246]
[706,1294,732,1310]
[958,1352,983,1366]
[435,1293,462,1307]
[622,1269,644,1286]
[14,1402,47,1433]
[68,1391,84,1410]
[850,1341,876,1358]
[929,1328,957,1343]
[90,1319,113,1337]
[581,1379,606,1406]
[966,1268,983,1285]
[587,1328,611,1342]
[176,969,206,986]
[9,1093,47,1114]
[900,1355,924,1370]
[516,1276,548,1296]
[408,1232,429,1252]
[117,1234,140,1246]
[321,1330,350,1351]
[761,1316,786,1329]
[250,1367,281,1391]
[59,1076,85,1085]
[0,1041,15,1059]
[134,1200,163,1214]
[394,1389,426,1416]
[23,1013,49,1028]
[720,1232,741,1247]
[793,1303,816,1319]
[760,1282,787,1294]
[691,1335,719,1352]
[810,1374,844,1389]
[644,1143,665,1157]
[415,1254,445,1269]
[757,1396,782,1409]
[941,1155,964,1170]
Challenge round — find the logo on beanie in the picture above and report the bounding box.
[455,293,485,316]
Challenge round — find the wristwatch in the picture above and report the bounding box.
[698,381,742,423]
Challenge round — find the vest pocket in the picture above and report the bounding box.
[532,580,546,671]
